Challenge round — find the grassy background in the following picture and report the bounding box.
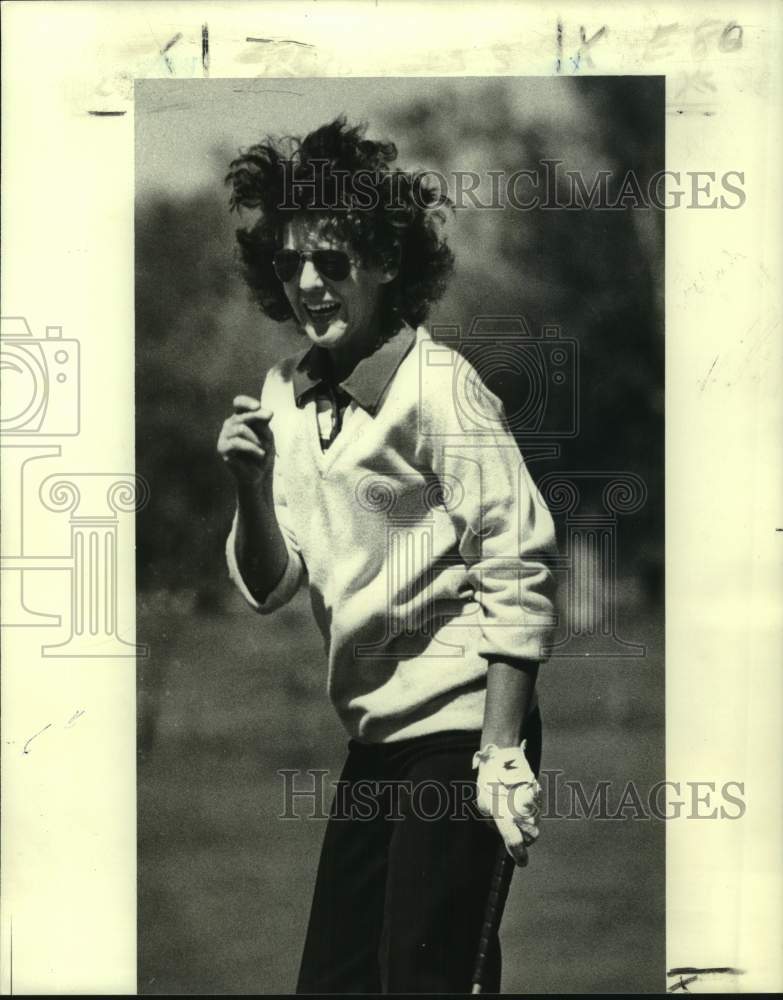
[138,590,664,994]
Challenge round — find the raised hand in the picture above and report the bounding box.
[217,395,276,487]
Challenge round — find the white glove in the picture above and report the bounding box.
[473,741,542,867]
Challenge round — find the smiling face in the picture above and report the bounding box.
[280,215,397,360]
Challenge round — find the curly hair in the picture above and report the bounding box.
[225,116,454,338]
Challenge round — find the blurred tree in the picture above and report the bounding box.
[388,77,664,602]
[135,185,299,608]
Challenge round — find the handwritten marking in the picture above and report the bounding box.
[668,966,744,975]
[693,18,724,58]
[160,32,182,73]
[699,355,719,391]
[668,974,697,991]
[23,723,52,755]
[245,36,315,47]
[202,23,210,75]
[719,21,743,52]
[161,32,182,55]
[667,967,744,992]
[576,25,607,69]
[87,110,127,117]
[21,711,85,752]
[643,21,742,62]
[643,23,680,61]
[556,21,606,73]
[557,24,608,73]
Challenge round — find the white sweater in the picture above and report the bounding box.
[227,324,557,742]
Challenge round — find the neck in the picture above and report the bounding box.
[328,325,384,381]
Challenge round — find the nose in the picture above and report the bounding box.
[297,259,323,293]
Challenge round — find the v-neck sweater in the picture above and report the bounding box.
[227,325,557,743]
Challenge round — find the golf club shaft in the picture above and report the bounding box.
[470,843,516,994]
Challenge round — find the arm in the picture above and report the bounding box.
[218,387,305,612]
[476,656,543,867]
[233,473,289,604]
[421,354,555,863]
[481,657,539,749]
[421,354,558,665]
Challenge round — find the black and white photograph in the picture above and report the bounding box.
[2,3,781,996]
[136,76,665,994]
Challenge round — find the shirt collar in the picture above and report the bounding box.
[291,323,417,414]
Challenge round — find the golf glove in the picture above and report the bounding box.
[473,741,542,867]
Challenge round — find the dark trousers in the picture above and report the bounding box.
[296,710,542,994]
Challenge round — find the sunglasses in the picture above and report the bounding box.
[273,249,352,283]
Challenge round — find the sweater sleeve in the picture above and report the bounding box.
[225,368,306,614]
[420,352,558,662]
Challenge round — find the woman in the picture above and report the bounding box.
[217,116,557,993]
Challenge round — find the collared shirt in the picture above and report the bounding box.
[292,323,419,414]
[292,324,419,450]
[226,324,557,743]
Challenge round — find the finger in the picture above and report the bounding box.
[499,800,539,846]
[511,804,540,844]
[229,423,263,447]
[235,404,273,421]
[219,424,262,452]
[240,409,275,435]
[232,395,269,416]
[233,394,260,411]
[494,810,524,851]
[497,818,529,866]
[221,438,267,462]
[519,823,541,847]
[506,841,529,868]
[506,784,541,822]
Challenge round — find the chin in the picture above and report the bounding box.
[304,319,350,348]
